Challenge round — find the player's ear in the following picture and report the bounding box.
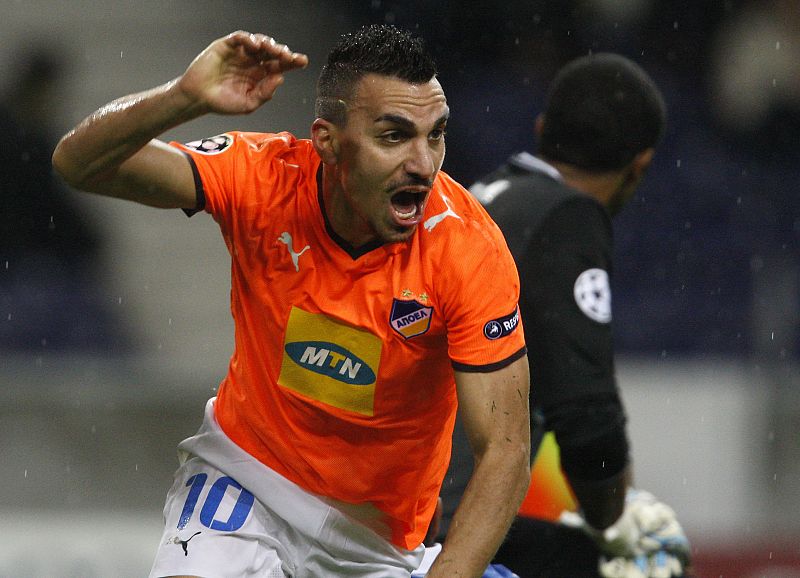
[534,113,545,139]
[631,147,655,179]
[312,118,339,165]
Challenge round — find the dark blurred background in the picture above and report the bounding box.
[1,1,798,576]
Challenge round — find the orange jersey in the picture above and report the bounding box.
[171,131,525,549]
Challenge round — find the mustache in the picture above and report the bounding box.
[386,175,434,192]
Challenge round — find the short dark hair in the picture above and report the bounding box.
[315,24,437,125]
[538,53,667,172]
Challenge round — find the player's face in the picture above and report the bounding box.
[331,74,448,246]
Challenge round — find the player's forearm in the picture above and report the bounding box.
[428,443,530,578]
[52,79,204,191]
[569,463,632,529]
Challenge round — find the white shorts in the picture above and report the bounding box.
[149,399,424,578]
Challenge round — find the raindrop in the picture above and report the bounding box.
[768,430,775,442]
[673,21,679,30]
[485,106,490,112]
[660,350,667,358]
[771,331,775,340]
[168,318,173,326]
[24,469,28,478]
[676,159,682,168]
[775,41,780,50]
[120,51,124,59]
[91,425,96,434]
[118,296,123,304]
[7,314,10,321]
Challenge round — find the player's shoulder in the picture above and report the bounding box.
[422,171,513,267]
[176,130,315,165]
[477,159,607,233]
[430,170,496,225]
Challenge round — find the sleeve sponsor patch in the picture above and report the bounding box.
[182,134,233,155]
[573,268,612,323]
[483,306,520,340]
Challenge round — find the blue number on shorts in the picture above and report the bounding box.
[177,473,208,530]
[200,477,255,531]
[176,474,255,532]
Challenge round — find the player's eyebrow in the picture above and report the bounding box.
[374,112,450,129]
[374,114,415,128]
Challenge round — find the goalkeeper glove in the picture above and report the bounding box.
[560,488,690,577]
[598,550,685,578]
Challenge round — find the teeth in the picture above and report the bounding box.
[396,208,416,219]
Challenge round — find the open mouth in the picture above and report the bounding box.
[390,190,426,225]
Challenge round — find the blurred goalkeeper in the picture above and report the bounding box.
[440,53,692,577]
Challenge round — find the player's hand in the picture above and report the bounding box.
[482,563,520,578]
[177,31,308,116]
[560,488,690,577]
[410,544,520,578]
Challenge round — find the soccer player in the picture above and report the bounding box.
[440,53,691,577]
[52,26,530,578]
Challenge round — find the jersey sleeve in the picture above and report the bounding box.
[439,195,526,372]
[522,196,618,410]
[169,131,296,232]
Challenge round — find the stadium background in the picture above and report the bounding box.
[1,0,798,576]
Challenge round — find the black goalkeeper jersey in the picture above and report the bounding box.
[474,152,616,410]
[440,152,625,552]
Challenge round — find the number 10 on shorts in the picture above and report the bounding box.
[177,473,255,531]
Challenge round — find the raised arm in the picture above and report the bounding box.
[52,31,308,208]
[428,355,531,578]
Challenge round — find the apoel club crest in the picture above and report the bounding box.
[390,299,433,339]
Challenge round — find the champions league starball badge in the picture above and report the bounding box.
[573,268,612,323]
[183,134,233,154]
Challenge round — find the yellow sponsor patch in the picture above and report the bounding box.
[278,307,382,416]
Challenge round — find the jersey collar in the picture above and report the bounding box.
[316,164,400,260]
[508,151,564,182]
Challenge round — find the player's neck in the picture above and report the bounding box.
[547,161,622,209]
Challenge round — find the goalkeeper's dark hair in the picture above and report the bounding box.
[538,53,666,172]
[315,24,437,126]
